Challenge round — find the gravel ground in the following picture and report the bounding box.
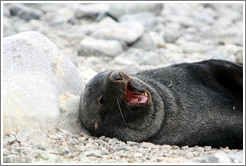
[3,128,244,163]
[2,2,244,164]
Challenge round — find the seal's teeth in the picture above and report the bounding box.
[95,121,99,130]
[145,92,148,97]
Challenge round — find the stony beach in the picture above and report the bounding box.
[2,2,244,164]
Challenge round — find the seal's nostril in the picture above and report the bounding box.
[110,71,123,81]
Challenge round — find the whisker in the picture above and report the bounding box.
[116,98,128,127]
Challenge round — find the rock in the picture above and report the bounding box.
[8,3,43,21]
[84,151,103,158]
[131,33,155,51]
[3,156,32,163]
[114,48,167,67]
[58,92,90,135]
[92,21,144,44]
[58,146,70,156]
[149,31,166,48]
[183,151,243,163]
[3,17,18,37]
[75,4,109,19]
[3,31,85,133]
[176,38,205,53]
[211,4,242,21]
[140,51,167,66]
[162,28,182,43]
[108,3,163,19]
[98,16,118,28]
[140,142,157,149]
[203,146,212,151]
[78,67,98,83]
[78,37,123,57]
[34,150,50,160]
[3,5,11,17]
[126,141,139,146]
[119,12,158,30]
[16,129,49,147]
[40,8,74,26]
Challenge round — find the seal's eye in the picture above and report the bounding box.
[99,95,104,105]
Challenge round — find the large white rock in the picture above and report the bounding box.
[3,31,85,133]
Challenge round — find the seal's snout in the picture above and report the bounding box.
[109,71,123,81]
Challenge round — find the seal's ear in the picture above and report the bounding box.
[202,60,243,94]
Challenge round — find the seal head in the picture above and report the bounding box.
[79,70,164,142]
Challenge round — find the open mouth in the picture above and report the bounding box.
[125,81,151,106]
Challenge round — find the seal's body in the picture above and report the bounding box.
[79,59,243,149]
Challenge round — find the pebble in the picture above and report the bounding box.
[3,156,33,163]
[75,4,109,19]
[119,12,158,30]
[78,37,123,57]
[131,33,155,51]
[108,3,163,19]
[92,21,144,44]
[16,129,49,147]
[8,3,43,21]
[84,151,103,158]
[58,146,70,156]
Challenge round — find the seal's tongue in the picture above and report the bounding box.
[125,88,148,105]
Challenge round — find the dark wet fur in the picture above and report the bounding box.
[79,59,243,149]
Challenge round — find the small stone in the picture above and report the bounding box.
[149,31,166,48]
[9,3,43,21]
[92,21,144,44]
[140,142,156,149]
[78,37,123,57]
[115,146,133,151]
[131,33,155,51]
[41,8,74,25]
[172,145,181,150]
[84,151,103,158]
[127,141,139,146]
[185,152,194,159]
[108,3,163,19]
[3,6,11,17]
[35,151,50,160]
[119,12,158,30]
[162,28,182,43]
[16,128,49,147]
[196,147,205,152]
[161,144,172,150]
[133,152,143,158]
[181,145,189,150]
[58,146,70,156]
[75,4,109,19]
[3,156,32,163]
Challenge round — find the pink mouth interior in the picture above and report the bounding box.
[125,88,148,105]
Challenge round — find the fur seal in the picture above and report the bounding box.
[79,59,243,149]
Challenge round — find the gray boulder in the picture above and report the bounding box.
[3,31,86,134]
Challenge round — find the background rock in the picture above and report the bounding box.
[108,3,163,19]
[92,21,144,44]
[78,37,123,57]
